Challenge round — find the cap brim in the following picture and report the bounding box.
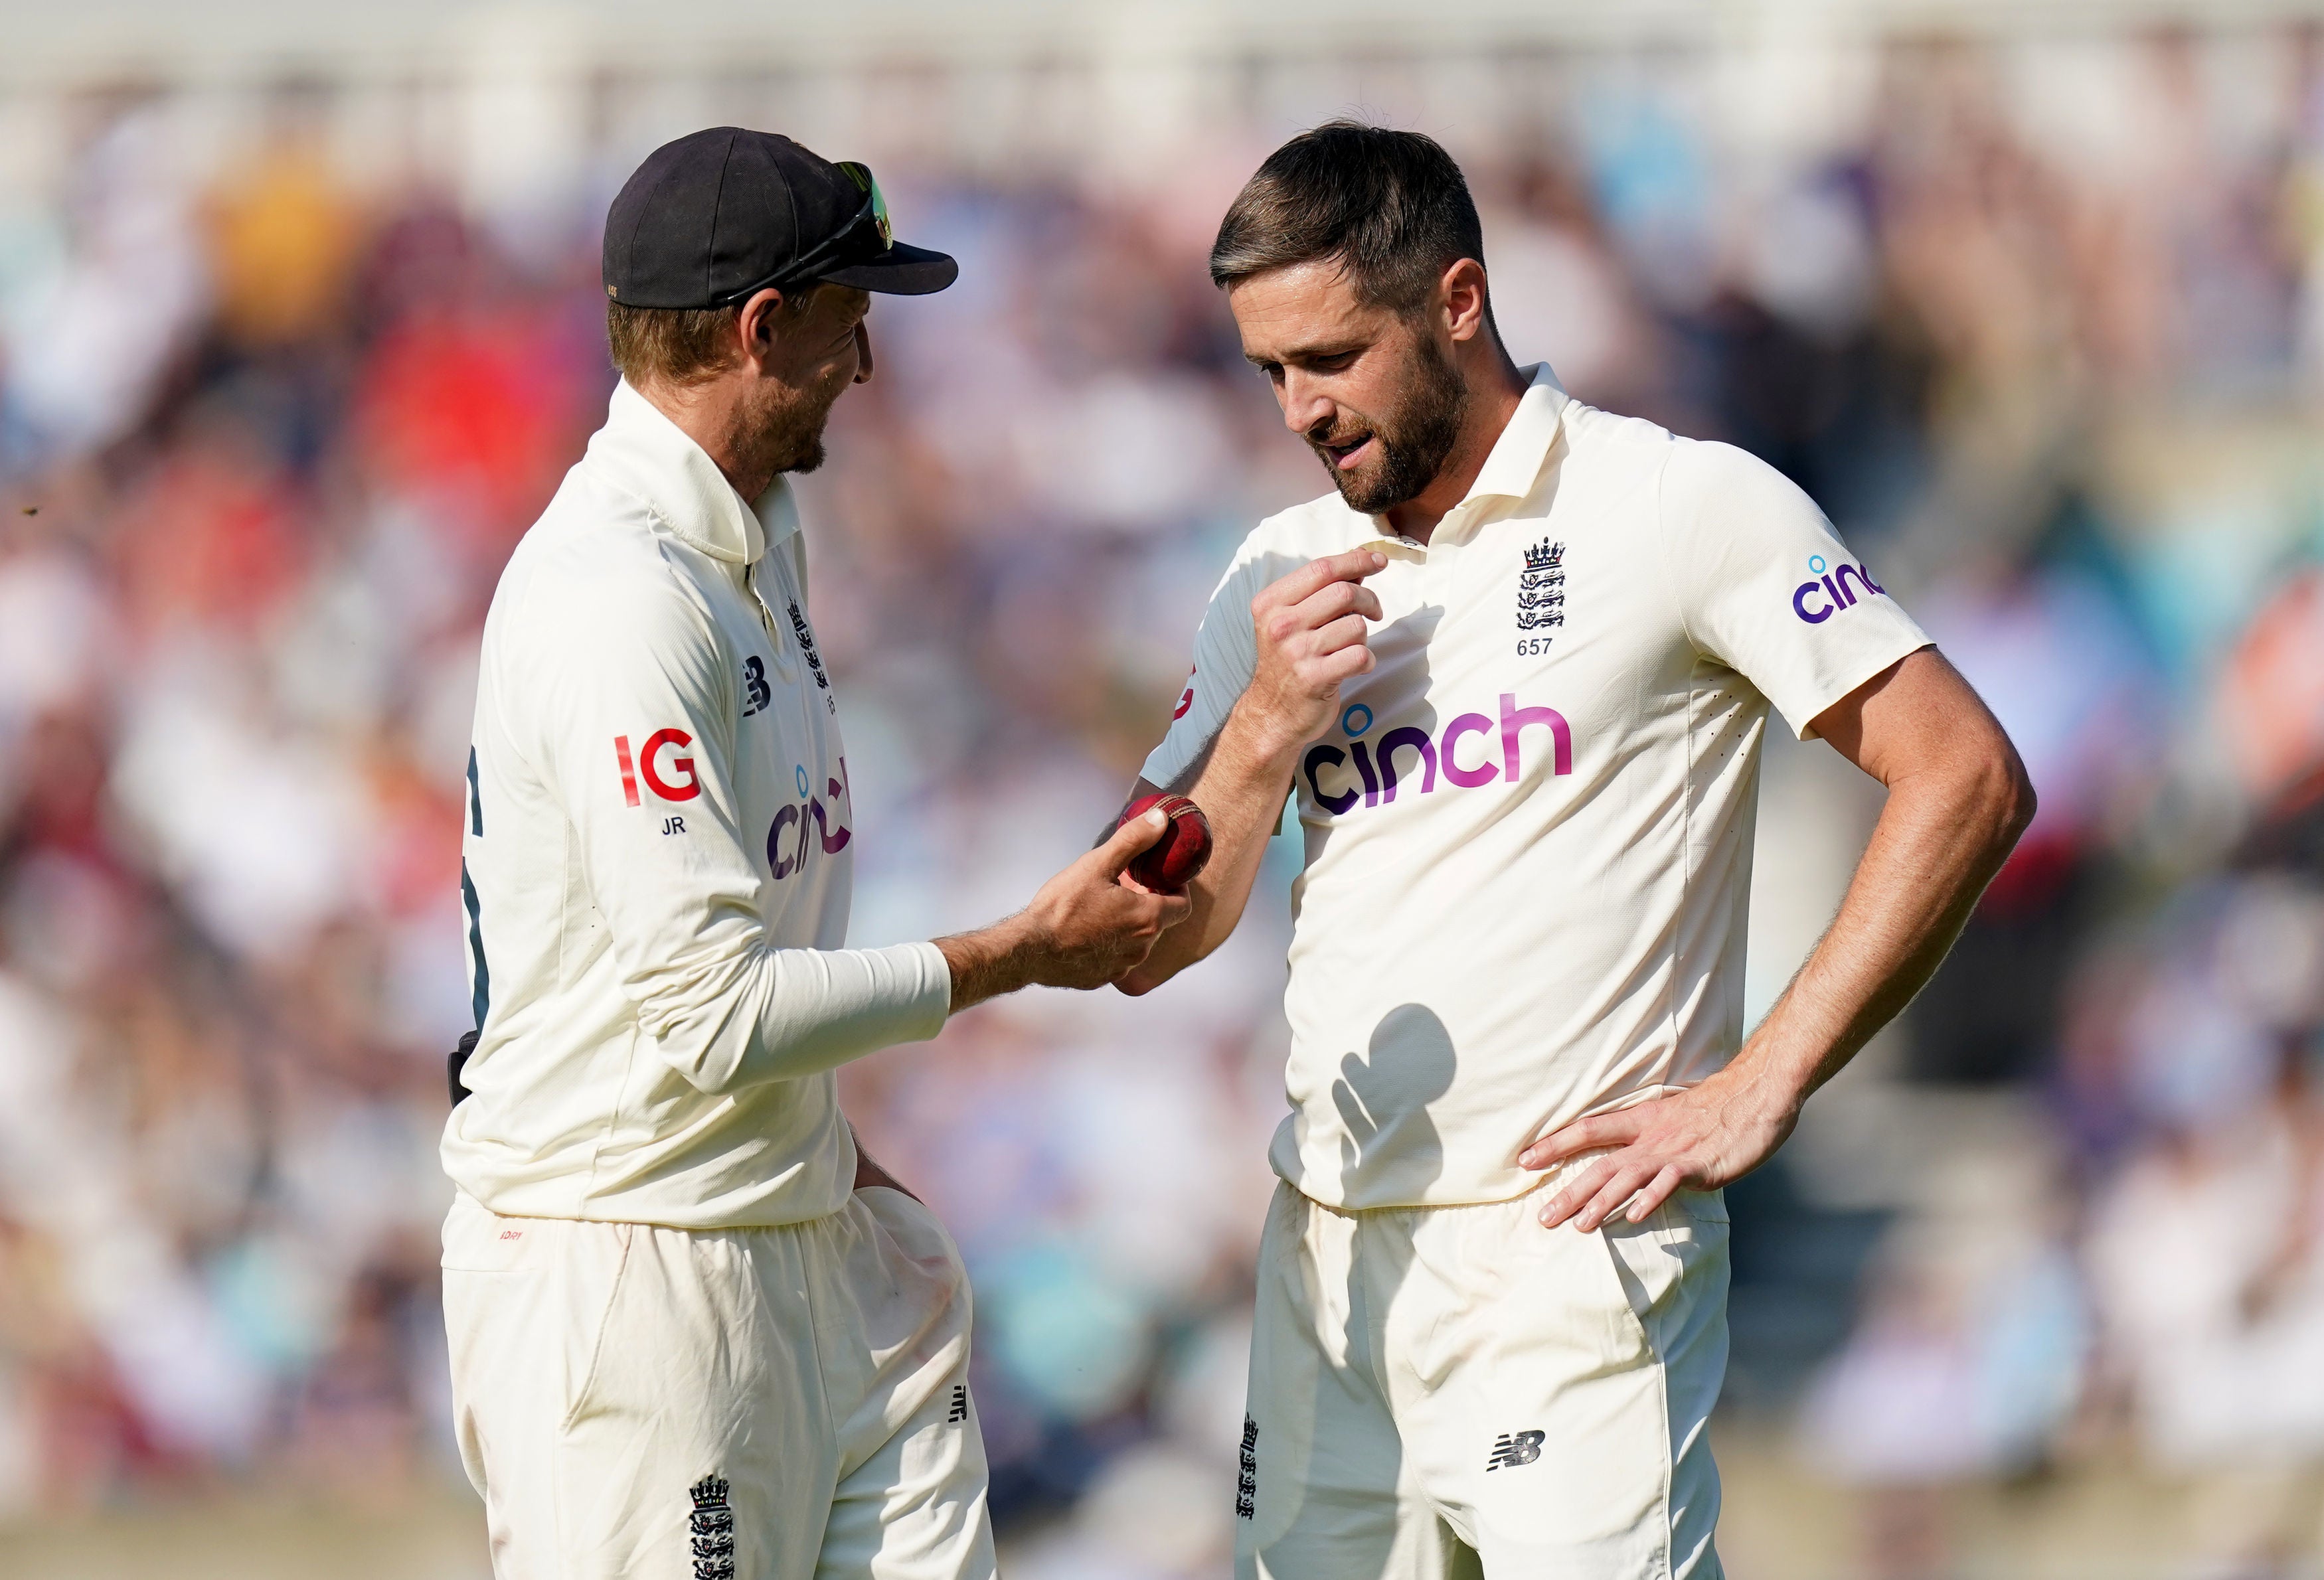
[819,240,958,295]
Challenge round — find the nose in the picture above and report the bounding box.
[852,321,874,385]
[1278,369,1333,437]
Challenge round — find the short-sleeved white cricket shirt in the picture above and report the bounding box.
[1143,367,1932,1210]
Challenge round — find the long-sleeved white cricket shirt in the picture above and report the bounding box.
[442,379,952,1229]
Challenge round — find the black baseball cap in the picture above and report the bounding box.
[602,128,957,309]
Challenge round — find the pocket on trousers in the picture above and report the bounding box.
[1602,1188,1727,1358]
[1482,1202,1655,1376]
[558,1223,637,1435]
[1673,1186,1728,1226]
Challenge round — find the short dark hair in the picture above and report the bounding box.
[1209,121,1488,316]
[606,289,824,387]
[606,301,742,388]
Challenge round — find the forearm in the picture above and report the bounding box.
[1118,698,1300,993]
[1525,651,2034,1231]
[1732,753,2033,1113]
[1112,546,1388,993]
[640,939,954,1095]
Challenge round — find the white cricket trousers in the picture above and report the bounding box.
[1236,1177,1730,1580]
[442,1186,997,1580]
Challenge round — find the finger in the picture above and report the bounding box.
[1307,582,1385,625]
[1092,807,1169,876]
[1257,550,1389,613]
[1309,611,1373,655]
[1112,900,1188,959]
[1572,1161,1662,1234]
[1112,930,1164,968]
[1293,579,1361,621]
[1625,1164,1685,1224]
[1538,1156,1622,1228]
[1291,647,1372,696]
[1520,1110,1647,1172]
[1293,578,1386,628]
[1118,866,1194,902]
[1308,644,1374,685]
[1106,887,1192,931]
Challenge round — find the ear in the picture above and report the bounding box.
[734,287,787,370]
[1440,258,1490,345]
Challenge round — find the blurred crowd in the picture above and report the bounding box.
[1,23,2323,1579]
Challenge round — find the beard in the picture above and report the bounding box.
[1305,332,1469,516]
[756,373,847,477]
[784,430,828,475]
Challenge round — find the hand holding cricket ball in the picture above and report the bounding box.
[1114,793,1213,894]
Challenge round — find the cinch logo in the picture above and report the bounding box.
[615,734,853,882]
[767,757,853,881]
[1792,554,1886,624]
[1301,693,1571,817]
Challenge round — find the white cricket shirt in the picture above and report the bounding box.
[442,380,952,1229]
[1144,368,1932,1210]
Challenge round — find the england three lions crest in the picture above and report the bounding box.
[688,1475,736,1579]
[1517,538,1566,635]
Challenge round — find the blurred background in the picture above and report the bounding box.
[3,1,2324,1575]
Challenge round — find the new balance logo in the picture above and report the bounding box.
[1236,1415,1258,1518]
[688,1474,736,1579]
[742,656,772,716]
[947,1384,969,1423]
[1485,1430,1544,1471]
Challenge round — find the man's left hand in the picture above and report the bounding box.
[1520,1073,1797,1232]
[1523,650,2034,1237]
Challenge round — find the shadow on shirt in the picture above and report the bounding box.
[1331,1001,1455,1192]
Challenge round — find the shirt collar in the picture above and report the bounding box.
[1466,364,1568,508]
[585,379,803,565]
[1354,363,1568,555]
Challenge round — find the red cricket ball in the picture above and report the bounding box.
[1119,793,1213,894]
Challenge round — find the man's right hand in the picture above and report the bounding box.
[1102,550,1386,998]
[936,809,1193,1011]
[1240,549,1388,758]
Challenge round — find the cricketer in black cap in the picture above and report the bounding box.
[602,127,959,491]
[443,127,1190,1580]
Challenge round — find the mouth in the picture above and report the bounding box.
[1319,433,1376,471]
